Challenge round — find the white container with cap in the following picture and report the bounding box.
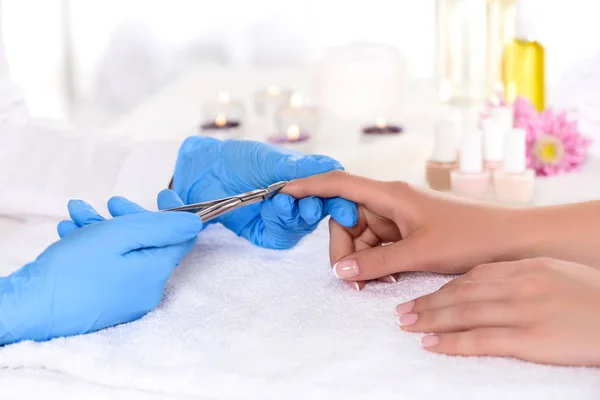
[490,106,514,132]
[482,117,504,170]
[451,130,491,200]
[493,127,535,204]
[426,113,460,191]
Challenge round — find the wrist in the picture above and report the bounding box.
[500,204,581,263]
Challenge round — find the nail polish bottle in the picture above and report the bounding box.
[426,114,460,191]
[484,105,513,169]
[482,117,504,171]
[493,127,535,205]
[451,130,490,200]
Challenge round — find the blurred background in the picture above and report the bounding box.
[2,0,599,129]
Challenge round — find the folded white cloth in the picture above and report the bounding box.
[1,224,599,400]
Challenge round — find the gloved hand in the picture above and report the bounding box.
[56,189,186,238]
[171,137,358,249]
[0,195,202,346]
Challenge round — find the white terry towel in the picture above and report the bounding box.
[1,223,599,400]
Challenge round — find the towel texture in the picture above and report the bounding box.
[1,223,599,400]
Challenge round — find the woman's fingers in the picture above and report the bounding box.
[329,218,364,290]
[441,261,526,289]
[282,171,401,219]
[399,301,527,333]
[406,280,514,314]
[421,328,523,358]
[332,239,420,281]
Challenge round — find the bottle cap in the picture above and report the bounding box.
[432,113,460,162]
[482,118,504,162]
[502,127,527,173]
[490,106,513,132]
[459,130,483,173]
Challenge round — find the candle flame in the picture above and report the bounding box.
[287,124,301,140]
[218,92,231,103]
[215,115,227,127]
[267,85,281,96]
[375,117,387,129]
[290,93,302,108]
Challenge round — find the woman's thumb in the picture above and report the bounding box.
[331,240,421,281]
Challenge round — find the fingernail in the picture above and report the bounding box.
[348,281,364,291]
[333,259,360,279]
[421,335,440,348]
[397,313,418,326]
[378,274,397,283]
[395,301,415,316]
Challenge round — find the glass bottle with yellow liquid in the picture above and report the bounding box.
[501,0,545,111]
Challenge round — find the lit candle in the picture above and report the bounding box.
[268,124,312,153]
[200,115,240,130]
[200,92,244,139]
[362,117,402,135]
[267,85,281,96]
[289,93,303,108]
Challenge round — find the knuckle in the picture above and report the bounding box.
[470,263,494,279]
[527,257,553,271]
[330,169,350,179]
[454,281,478,299]
[458,303,486,321]
[367,249,390,271]
[516,274,554,297]
[391,181,409,192]
[470,329,493,352]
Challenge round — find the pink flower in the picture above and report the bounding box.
[522,109,591,176]
[481,91,538,128]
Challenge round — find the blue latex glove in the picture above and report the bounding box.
[56,190,186,238]
[0,197,202,346]
[171,137,358,249]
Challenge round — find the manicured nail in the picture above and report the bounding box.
[348,281,364,291]
[421,335,440,348]
[378,274,397,283]
[333,259,360,279]
[397,313,418,326]
[395,301,415,316]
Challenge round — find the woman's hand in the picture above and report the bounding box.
[397,257,600,366]
[283,171,519,289]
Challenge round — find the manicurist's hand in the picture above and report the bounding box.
[397,257,600,366]
[170,137,357,250]
[0,193,202,346]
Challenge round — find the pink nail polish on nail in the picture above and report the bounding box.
[333,259,360,279]
[395,301,415,316]
[398,313,418,326]
[421,335,440,348]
